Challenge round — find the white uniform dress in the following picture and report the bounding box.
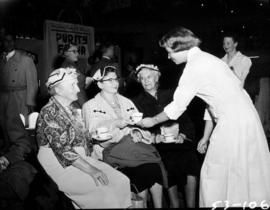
[222,51,252,87]
[164,47,270,207]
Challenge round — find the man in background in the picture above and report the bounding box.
[0,95,36,210]
[0,32,38,126]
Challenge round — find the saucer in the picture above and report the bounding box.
[163,135,176,143]
[92,133,113,141]
[163,139,176,143]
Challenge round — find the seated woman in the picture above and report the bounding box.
[36,67,131,209]
[82,65,164,208]
[132,64,200,208]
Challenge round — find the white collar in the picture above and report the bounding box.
[187,46,200,62]
[223,51,242,65]
[6,50,15,61]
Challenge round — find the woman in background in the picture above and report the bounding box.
[55,43,92,107]
[222,33,252,87]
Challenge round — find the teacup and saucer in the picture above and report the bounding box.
[92,127,112,142]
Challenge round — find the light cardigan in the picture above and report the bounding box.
[83,92,139,138]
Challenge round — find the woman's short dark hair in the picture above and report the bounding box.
[222,32,238,43]
[159,27,201,52]
[103,65,117,77]
[62,43,77,54]
[100,42,115,54]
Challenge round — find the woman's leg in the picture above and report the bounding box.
[138,189,148,208]
[150,183,163,208]
[185,175,197,208]
[168,185,180,208]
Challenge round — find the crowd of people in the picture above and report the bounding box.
[0,26,269,209]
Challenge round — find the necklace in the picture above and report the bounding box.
[101,93,120,108]
[100,93,122,119]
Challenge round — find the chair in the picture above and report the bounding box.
[19,112,39,129]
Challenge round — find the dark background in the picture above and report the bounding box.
[1,0,269,139]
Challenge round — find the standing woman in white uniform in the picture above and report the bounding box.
[222,33,252,87]
[138,26,270,207]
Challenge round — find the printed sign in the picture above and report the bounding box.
[44,20,94,60]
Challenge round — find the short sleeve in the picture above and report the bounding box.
[36,108,80,168]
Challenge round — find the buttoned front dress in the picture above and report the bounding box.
[164,47,270,207]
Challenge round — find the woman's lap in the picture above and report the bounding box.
[119,163,163,193]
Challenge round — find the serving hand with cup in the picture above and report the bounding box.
[160,122,186,144]
[155,132,185,144]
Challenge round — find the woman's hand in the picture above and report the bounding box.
[155,134,165,144]
[88,166,109,186]
[197,137,209,154]
[136,117,156,128]
[175,133,185,144]
[114,119,129,129]
[130,130,143,143]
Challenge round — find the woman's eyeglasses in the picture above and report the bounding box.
[67,49,79,54]
[101,77,121,83]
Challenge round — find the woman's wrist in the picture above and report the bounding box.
[201,136,210,142]
[152,116,159,125]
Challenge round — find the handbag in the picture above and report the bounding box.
[102,134,161,168]
[130,184,145,209]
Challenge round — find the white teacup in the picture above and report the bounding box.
[163,133,175,142]
[96,127,109,139]
[131,112,143,123]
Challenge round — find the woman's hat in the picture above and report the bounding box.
[135,64,160,76]
[46,67,78,90]
[92,65,117,81]
[135,64,160,81]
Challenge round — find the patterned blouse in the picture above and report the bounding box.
[36,97,92,168]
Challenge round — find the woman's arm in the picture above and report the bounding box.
[137,111,169,128]
[37,107,81,168]
[138,65,201,128]
[202,120,214,141]
[197,120,214,154]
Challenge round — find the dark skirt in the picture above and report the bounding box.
[119,163,163,193]
[156,142,200,188]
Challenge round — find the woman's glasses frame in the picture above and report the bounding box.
[100,77,121,83]
[67,49,79,54]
